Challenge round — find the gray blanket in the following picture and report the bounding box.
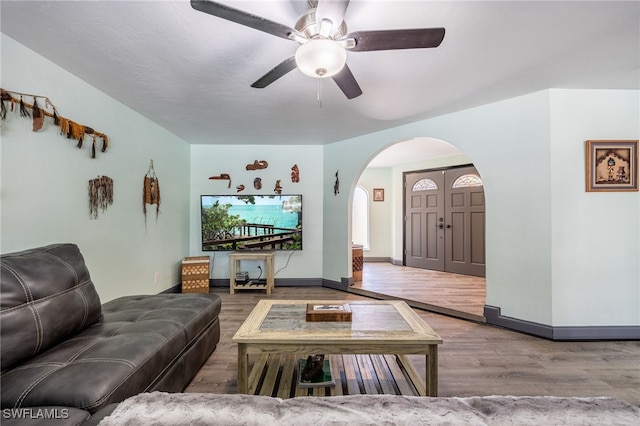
[98,392,640,425]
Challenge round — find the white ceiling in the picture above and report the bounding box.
[2,1,639,149]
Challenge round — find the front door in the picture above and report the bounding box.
[405,170,445,270]
[404,166,485,277]
[443,166,486,276]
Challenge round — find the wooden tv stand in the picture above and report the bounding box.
[229,251,275,295]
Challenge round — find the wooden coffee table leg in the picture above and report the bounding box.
[237,343,249,394]
[426,345,438,397]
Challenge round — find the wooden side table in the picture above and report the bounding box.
[229,251,275,295]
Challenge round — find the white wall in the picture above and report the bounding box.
[325,90,552,325]
[549,89,639,326]
[326,89,638,327]
[355,168,392,258]
[1,35,191,302]
[189,144,323,281]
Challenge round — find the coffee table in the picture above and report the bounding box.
[232,299,443,396]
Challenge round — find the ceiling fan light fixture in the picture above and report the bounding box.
[295,39,346,78]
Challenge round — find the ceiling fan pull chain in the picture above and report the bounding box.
[317,77,323,107]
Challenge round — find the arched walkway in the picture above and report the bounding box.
[348,137,487,322]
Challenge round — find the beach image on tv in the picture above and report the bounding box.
[201,195,302,251]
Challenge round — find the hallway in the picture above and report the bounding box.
[348,262,486,322]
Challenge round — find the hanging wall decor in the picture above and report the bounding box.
[1,88,109,158]
[236,184,245,192]
[274,179,283,195]
[585,140,638,192]
[291,164,300,183]
[246,160,269,170]
[334,171,340,195]
[254,177,262,190]
[208,173,231,188]
[143,160,161,223]
[88,176,113,219]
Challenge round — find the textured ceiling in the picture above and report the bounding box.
[2,1,639,147]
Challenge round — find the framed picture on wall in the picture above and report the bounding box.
[373,188,384,201]
[586,140,638,192]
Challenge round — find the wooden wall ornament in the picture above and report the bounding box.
[143,160,161,223]
[246,160,268,170]
[209,173,231,188]
[274,179,282,195]
[334,171,340,195]
[1,88,109,158]
[88,176,113,219]
[291,164,300,182]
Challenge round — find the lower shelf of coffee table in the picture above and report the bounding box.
[247,353,422,398]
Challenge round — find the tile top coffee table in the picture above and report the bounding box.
[232,299,443,396]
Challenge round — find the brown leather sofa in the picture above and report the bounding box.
[1,243,221,425]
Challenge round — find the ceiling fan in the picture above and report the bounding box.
[191,0,445,99]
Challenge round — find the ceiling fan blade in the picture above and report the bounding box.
[332,64,362,99]
[191,0,298,41]
[251,57,297,88]
[316,0,350,34]
[346,28,445,52]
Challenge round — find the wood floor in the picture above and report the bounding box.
[186,287,640,405]
[350,262,486,322]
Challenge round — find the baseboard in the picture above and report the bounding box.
[210,278,322,288]
[161,284,182,294]
[363,257,392,263]
[322,278,349,292]
[552,326,640,341]
[484,305,640,341]
[275,278,323,287]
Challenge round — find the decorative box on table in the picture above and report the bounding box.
[181,256,210,293]
[306,303,352,322]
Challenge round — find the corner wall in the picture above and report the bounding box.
[325,89,639,330]
[1,35,191,302]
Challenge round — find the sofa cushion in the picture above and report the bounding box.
[1,244,102,371]
[1,293,221,414]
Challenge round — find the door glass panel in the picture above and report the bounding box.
[451,174,483,188]
[412,178,438,191]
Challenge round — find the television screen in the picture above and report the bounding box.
[201,194,302,251]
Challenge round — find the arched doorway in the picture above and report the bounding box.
[348,137,487,322]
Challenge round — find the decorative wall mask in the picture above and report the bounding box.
[254,177,262,190]
[88,176,113,219]
[209,173,231,188]
[291,164,300,183]
[334,171,340,195]
[274,180,282,195]
[246,160,268,170]
[143,160,161,223]
[1,88,109,158]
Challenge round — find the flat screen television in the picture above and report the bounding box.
[201,194,302,251]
